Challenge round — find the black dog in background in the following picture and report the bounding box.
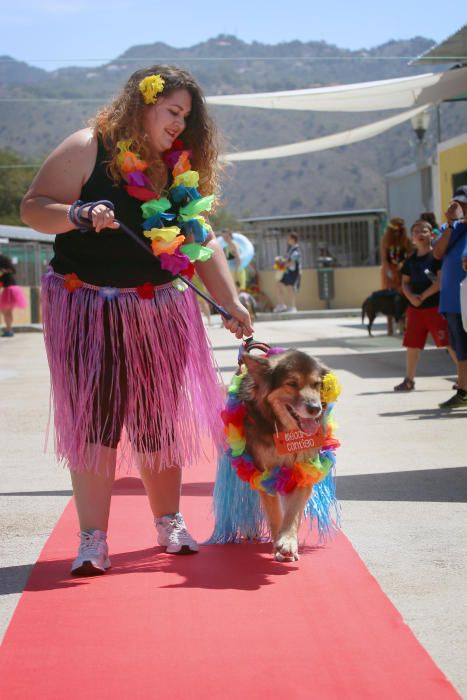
[361,289,408,336]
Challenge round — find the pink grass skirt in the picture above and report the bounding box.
[41,273,224,473]
[0,286,27,310]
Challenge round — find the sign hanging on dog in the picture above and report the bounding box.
[273,427,327,455]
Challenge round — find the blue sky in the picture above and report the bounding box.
[1,0,463,70]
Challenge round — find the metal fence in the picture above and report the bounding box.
[240,209,387,269]
[0,209,387,287]
[0,226,54,286]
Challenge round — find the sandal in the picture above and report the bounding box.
[394,378,415,392]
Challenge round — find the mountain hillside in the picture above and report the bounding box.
[1,35,465,217]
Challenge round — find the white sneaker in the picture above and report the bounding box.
[273,304,287,313]
[71,530,111,576]
[155,513,199,554]
[287,307,297,313]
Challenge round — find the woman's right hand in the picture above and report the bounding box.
[222,300,255,339]
[81,203,120,233]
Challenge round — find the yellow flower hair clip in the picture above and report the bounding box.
[139,74,165,105]
[321,372,341,404]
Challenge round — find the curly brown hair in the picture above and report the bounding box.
[93,64,219,197]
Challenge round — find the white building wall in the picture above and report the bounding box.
[386,162,434,227]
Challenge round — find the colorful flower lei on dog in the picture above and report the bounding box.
[222,365,341,495]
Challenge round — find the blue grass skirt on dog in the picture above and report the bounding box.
[207,451,340,544]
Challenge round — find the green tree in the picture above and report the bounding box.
[0,151,39,225]
[209,207,241,232]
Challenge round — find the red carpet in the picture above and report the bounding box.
[0,456,460,699]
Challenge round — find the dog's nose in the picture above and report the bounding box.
[305,401,322,417]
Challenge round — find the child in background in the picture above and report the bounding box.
[420,211,440,240]
[394,220,457,391]
[0,255,27,337]
[274,232,302,313]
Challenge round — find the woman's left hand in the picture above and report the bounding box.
[222,300,255,339]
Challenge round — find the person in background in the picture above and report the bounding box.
[394,220,457,392]
[433,185,467,409]
[420,211,440,239]
[20,64,253,576]
[0,254,27,337]
[380,217,412,335]
[274,232,302,313]
[221,229,246,289]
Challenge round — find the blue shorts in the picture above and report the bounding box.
[280,270,300,289]
[446,313,467,362]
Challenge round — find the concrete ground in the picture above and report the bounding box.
[1,314,466,696]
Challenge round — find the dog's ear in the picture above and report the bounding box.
[319,362,330,379]
[242,353,272,387]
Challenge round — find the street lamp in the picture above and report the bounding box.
[411,108,432,211]
[411,109,431,143]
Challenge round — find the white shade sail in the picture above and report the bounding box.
[208,65,467,112]
[222,105,429,161]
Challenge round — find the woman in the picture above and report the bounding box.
[380,217,412,334]
[221,229,246,289]
[21,65,253,576]
[380,217,412,291]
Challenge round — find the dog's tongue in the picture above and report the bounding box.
[299,417,319,435]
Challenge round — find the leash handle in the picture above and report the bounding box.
[237,336,270,365]
[72,200,233,320]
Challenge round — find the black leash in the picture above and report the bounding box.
[70,200,232,320]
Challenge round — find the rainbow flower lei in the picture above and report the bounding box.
[222,365,341,496]
[115,106,215,286]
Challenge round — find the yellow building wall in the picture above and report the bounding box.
[438,134,467,215]
[259,267,381,310]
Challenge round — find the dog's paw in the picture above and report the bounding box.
[274,534,299,562]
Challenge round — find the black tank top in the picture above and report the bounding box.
[50,139,173,287]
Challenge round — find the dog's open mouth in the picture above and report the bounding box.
[286,404,320,434]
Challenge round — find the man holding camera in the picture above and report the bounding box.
[434,185,467,409]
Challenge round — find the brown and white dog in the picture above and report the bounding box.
[238,349,329,562]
